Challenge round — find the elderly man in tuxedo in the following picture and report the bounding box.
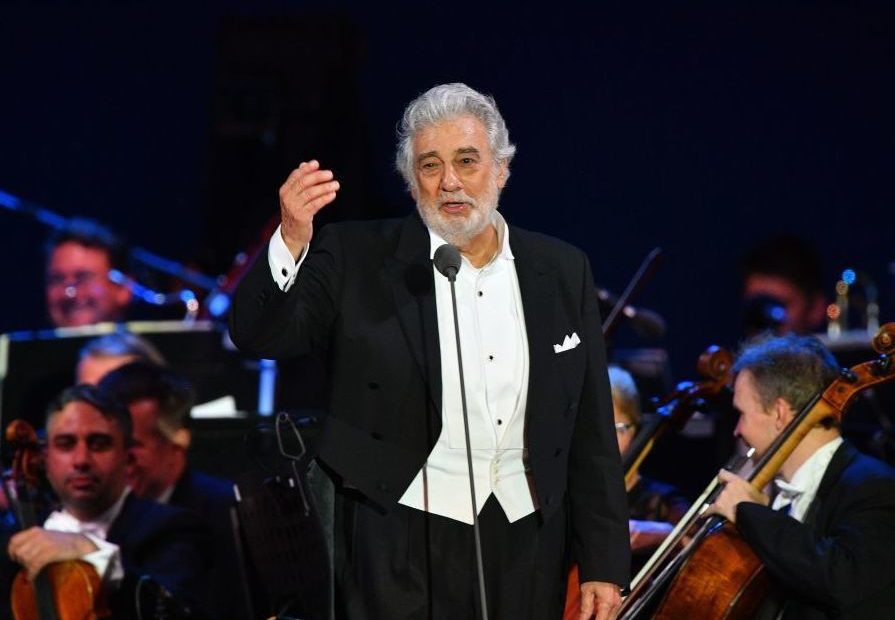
[230,82,629,620]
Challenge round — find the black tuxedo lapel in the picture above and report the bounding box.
[510,228,561,428]
[803,441,854,529]
[383,215,443,431]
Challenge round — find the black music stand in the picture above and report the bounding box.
[233,413,331,620]
[0,320,262,432]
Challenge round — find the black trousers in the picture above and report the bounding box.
[334,493,568,620]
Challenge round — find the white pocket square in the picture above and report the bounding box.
[553,332,581,353]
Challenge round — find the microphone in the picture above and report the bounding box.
[596,287,666,340]
[433,244,462,281]
[432,243,489,620]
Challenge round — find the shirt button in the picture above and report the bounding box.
[478,291,483,297]
[281,268,288,277]
[497,419,503,426]
[488,355,494,361]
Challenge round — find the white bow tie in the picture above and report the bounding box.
[774,478,804,503]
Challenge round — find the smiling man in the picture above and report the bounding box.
[44,218,132,329]
[230,83,629,620]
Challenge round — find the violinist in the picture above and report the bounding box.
[706,335,895,619]
[1,384,212,619]
[609,367,689,573]
[564,367,689,619]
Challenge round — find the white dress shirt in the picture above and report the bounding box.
[43,489,129,584]
[266,214,536,524]
[771,436,843,522]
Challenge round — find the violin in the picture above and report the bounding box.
[3,419,111,620]
[618,323,895,620]
[622,345,733,486]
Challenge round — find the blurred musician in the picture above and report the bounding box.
[706,335,895,619]
[1,384,210,618]
[44,217,132,329]
[609,367,688,570]
[740,235,826,337]
[77,331,166,384]
[564,367,688,618]
[98,361,249,620]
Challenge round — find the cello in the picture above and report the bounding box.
[3,419,110,620]
[618,323,895,620]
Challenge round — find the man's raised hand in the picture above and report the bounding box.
[278,160,340,260]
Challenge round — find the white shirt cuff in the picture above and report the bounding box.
[82,533,124,585]
[268,224,308,292]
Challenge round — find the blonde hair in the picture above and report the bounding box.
[608,365,641,426]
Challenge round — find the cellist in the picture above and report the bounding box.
[1,384,212,618]
[705,334,895,619]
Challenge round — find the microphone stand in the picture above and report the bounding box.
[435,245,489,620]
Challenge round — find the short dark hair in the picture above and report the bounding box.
[45,217,129,272]
[98,361,195,437]
[733,334,839,414]
[739,234,824,298]
[46,384,134,444]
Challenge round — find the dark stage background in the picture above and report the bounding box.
[1,3,893,488]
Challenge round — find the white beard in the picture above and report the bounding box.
[415,181,500,247]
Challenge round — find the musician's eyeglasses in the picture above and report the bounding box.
[46,270,100,290]
[614,422,635,435]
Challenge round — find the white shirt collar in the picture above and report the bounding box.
[44,487,130,539]
[772,436,843,520]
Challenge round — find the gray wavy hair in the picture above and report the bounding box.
[733,334,839,414]
[395,83,516,192]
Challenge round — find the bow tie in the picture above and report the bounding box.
[774,478,804,503]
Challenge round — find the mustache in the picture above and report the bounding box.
[438,191,478,207]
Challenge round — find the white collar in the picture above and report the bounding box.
[775,436,843,498]
[45,487,130,538]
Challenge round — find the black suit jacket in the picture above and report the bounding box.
[107,493,212,617]
[170,468,252,620]
[737,442,895,619]
[0,493,211,620]
[230,213,630,586]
